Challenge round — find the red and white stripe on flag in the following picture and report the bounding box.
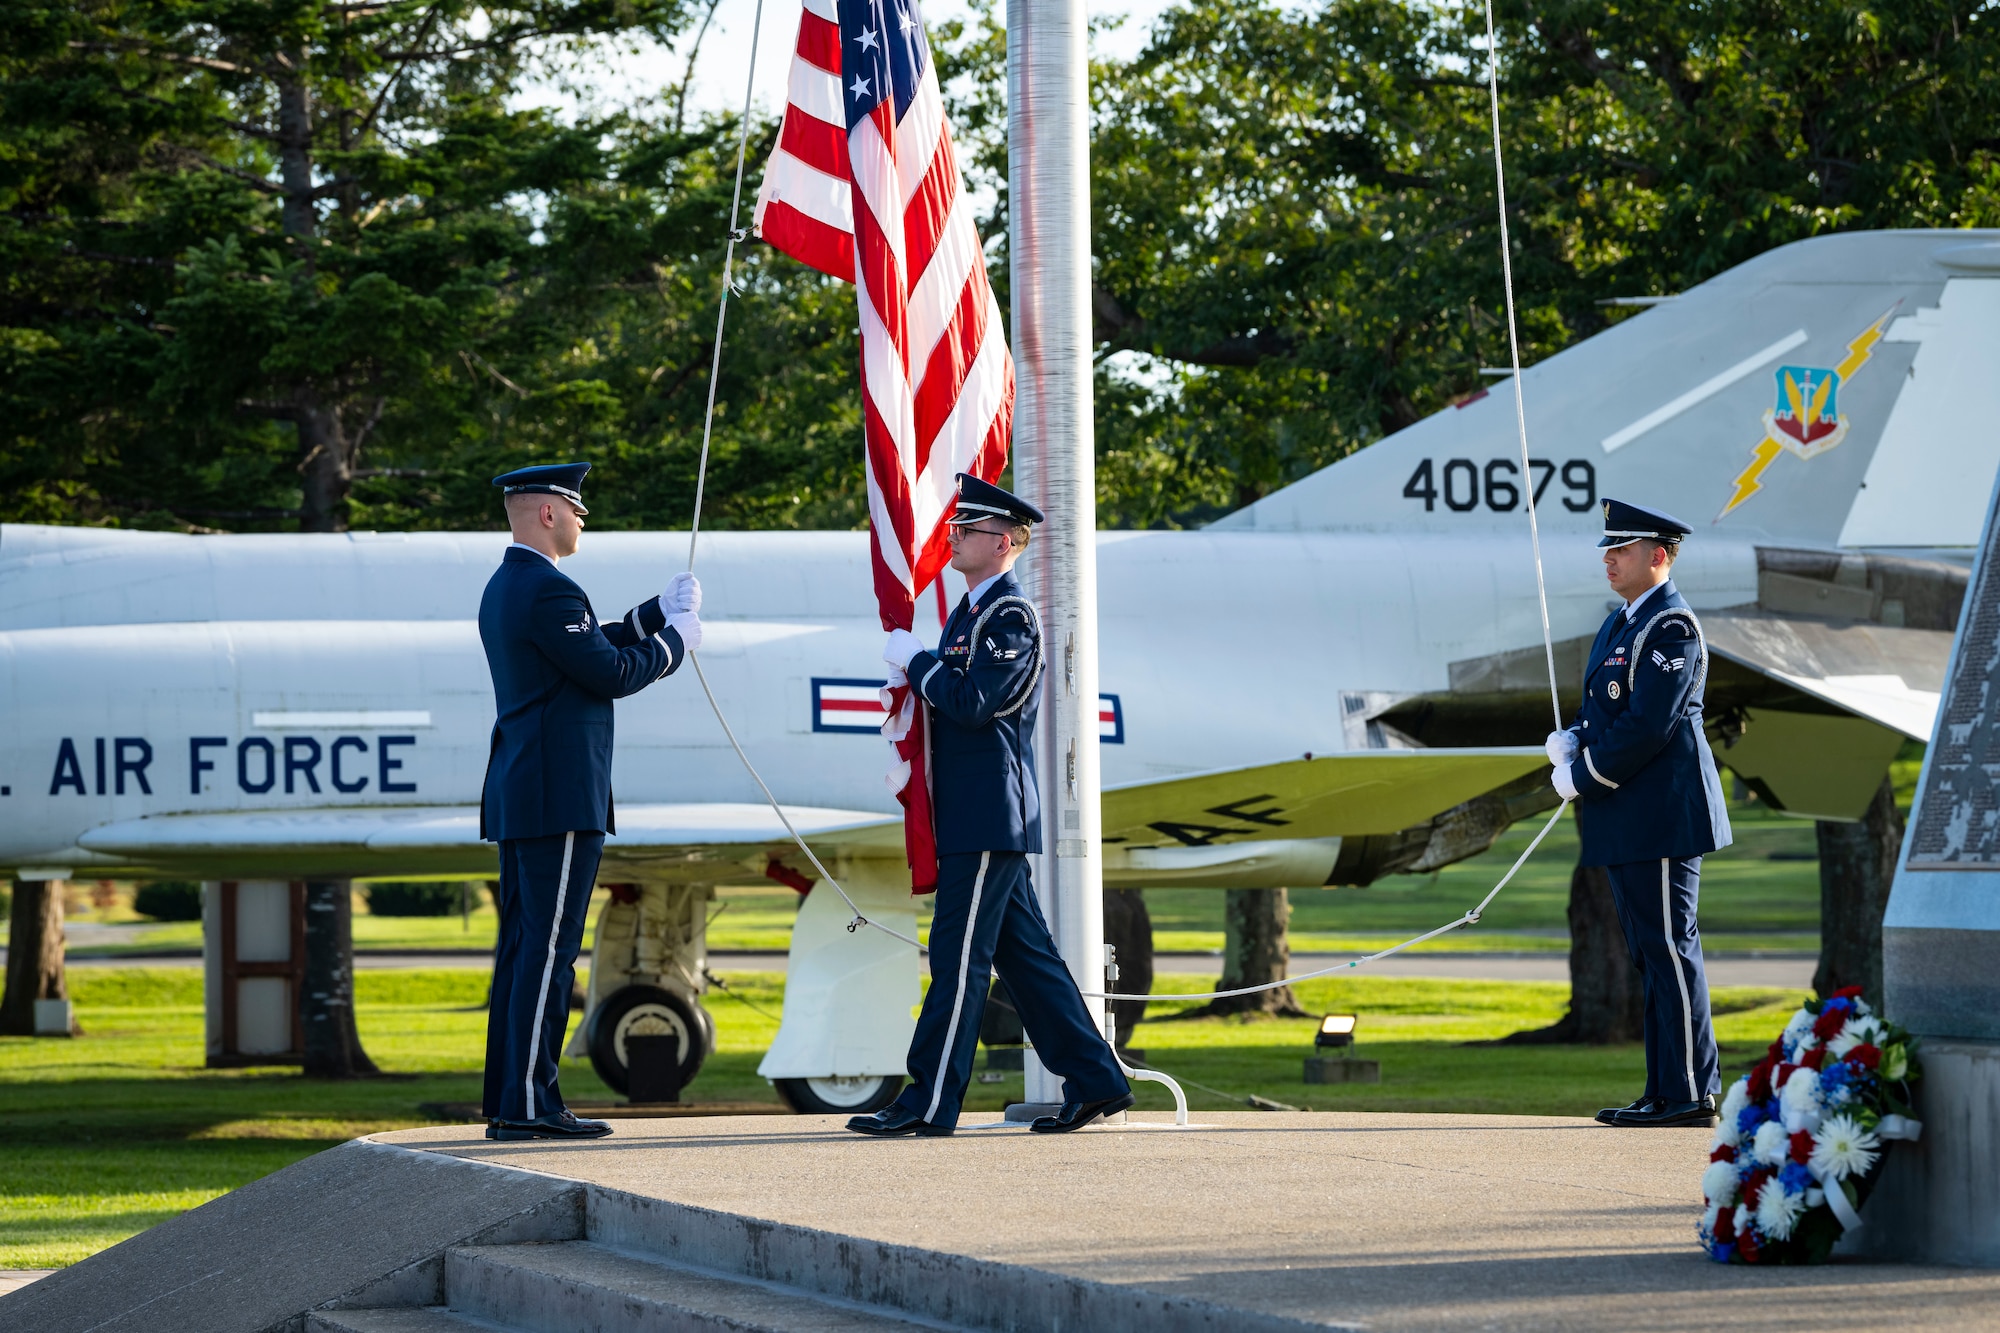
[755,0,1015,894]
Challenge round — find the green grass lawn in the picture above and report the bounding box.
[0,965,1810,1269]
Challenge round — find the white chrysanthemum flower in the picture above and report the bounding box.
[1712,1114,1741,1149]
[1700,1202,1721,1242]
[1752,1119,1790,1167]
[1780,1067,1822,1115]
[1701,1160,1740,1206]
[1810,1114,1881,1183]
[1720,1078,1750,1121]
[1782,1007,1815,1050]
[1847,1013,1884,1044]
[1755,1180,1806,1240]
[1826,1026,1863,1060]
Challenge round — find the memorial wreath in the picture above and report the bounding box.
[1698,986,1923,1264]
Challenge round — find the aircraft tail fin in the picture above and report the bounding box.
[1216,230,2000,551]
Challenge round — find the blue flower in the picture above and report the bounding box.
[1737,1102,1772,1137]
[1710,1242,1735,1263]
[1779,1162,1813,1195]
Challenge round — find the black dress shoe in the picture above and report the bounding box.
[1595,1097,1660,1126]
[846,1105,952,1137]
[1615,1095,1716,1128]
[1030,1092,1136,1134]
[491,1109,614,1141]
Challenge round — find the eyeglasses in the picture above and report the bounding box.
[946,525,1011,544]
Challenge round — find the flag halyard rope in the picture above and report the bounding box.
[675,0,1567,993]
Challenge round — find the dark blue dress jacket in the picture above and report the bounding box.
[903,571,1045,856]
[478,547,682,841]
[1568,580,1733,866]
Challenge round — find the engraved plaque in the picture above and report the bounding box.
[1908,482,2000,866]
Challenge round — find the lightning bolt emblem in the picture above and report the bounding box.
[1716,306,1897,520]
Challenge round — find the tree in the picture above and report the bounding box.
[1496,863,1643,1045]
[1,0,867,534]
[1174,887,1308,1019]
[301,881,375,1077]
[0,880,74,1036]
[1814,777,1902,1004]
[1102,887,1153,1048]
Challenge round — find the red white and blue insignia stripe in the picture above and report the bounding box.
[757,0,1014,891]
[812,678,892,733]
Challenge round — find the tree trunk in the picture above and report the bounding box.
[1102,888,1153,1049]
[1177,887,1306,1019]
[1496,863,1643,1044]
[1814,776,1901,1005]
[300,880,377,1077]
[1,881,73,1036]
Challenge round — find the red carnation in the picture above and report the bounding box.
[1743,1167,1773,1209]
[1738,1229,1760,1262]
[1830,985,1865,1001]
[1748,1057,1777,1100]
[1711,1144,1737,1163]
[1714,1207,1736,1243]
[1848,1043,1882,1070]
[1789,1130,1814,1164]
[1801,1046,1827,1070]
[1814,1007,1848,1040]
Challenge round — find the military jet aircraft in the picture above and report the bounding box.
[2,228,1990,1110]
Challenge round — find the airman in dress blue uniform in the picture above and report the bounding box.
[478,462,704,1140]
[846,475,1133,1137]
[1550,498,1732,1129]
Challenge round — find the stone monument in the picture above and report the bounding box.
[1848,470,2000,1265]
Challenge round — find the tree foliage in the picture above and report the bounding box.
[0,0,864,533]
[4,0,1999,535]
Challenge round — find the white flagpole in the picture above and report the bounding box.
[1006,0,1106,1108]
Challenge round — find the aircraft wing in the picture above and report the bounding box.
[65,751,1546,883]
[73,802,901,880]
[1101,747,1547,848]
[1702,611,1946,741]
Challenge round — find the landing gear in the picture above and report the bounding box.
[772,1074,904,1115]
[584,983,714,1097]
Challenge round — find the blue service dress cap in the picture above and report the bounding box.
[493,462,592,514]
[1598,497,1691,549]
[950,473,1045,526]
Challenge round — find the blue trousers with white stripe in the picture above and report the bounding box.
[483,830,604,1121]
[894,851,1129,1128]
[1606,855,1719,1103]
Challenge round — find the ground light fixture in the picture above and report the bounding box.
[1304,1012,1379,1085]
[1315,1014,1358,1049]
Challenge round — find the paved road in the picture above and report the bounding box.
[39,948,1818,988]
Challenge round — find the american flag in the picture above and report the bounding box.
[756,0,1015,893]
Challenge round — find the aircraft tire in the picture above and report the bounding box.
[584,983,712,1096]
[771,1075,905,1115]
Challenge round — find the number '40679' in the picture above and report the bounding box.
[1402,458,1596,513]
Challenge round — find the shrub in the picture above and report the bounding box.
[366,882,473,917]
[133,881,204,921]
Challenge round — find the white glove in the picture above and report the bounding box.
[1552,762,1579,801]
[883,628,924,670]
[668,611,702,655]
[662,571,702,615]
[1545,729,1579,766]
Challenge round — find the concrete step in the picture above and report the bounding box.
[446,1240,959,1333]
[308,1309,517,1333]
